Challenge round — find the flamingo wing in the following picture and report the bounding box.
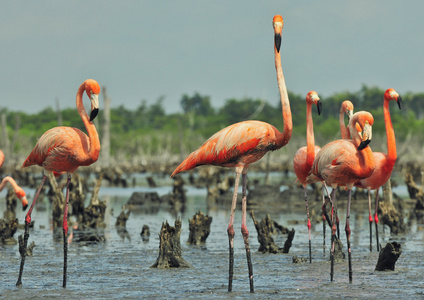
[23,127,90,173]
[171,120,279,176]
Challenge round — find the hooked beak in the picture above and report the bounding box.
[274,33,281,53]
[397,95,403,110]
[22,196,28,211]
[357,123,372,150]
[90,93,99,121]
[316,100,322,115]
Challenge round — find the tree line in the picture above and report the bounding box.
[0,84,422,164]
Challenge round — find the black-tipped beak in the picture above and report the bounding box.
[357,139,371,150]
[90,108,99,121]
[274,33,281,53]
[397,96,403,109]
[22,203,28,211]
[317,100,322,115]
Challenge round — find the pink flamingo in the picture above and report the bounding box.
[16,79,101,288]
[0,176,28,210]
[308,111,376,282]
[293,90,321,263]
[171,15,292,293]
[355,89,402,252]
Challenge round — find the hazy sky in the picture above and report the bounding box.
[1,1,422,114]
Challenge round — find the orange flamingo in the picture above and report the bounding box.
[0,150,4,168]
[0,176,28,210]
[320,100,355,255]
[171,15,292,293]
[293,91,321,263]
[16,79,101,288]
[356,89,402,252]
[308,111,376,282]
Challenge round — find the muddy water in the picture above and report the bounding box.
[1,176,424,299]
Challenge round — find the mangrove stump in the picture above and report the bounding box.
[375,242,402,271]
[249,210,294,253]
[151,219,192,268]
[187,211,212,245]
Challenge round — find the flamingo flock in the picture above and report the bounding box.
[0,13,404,293]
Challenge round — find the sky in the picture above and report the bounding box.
[1,1,423,114]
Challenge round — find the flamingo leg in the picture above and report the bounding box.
[227,167,242,292]
[345,189,353,283]
[16,174,47,287]
[367,189,373,252]
[322,187,326,256]
[303,186,312,263]
[330,189,337,282]
[62,174,71,288]
[374,188,380,252]
[240,171,254,293]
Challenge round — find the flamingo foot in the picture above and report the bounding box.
[241,226,254,293]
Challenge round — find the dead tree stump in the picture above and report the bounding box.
[249,210,294,253]
[151,219,192,268]
[0,218,18,244]
[380,180,406,234]
[140,224,150,242]
[3,189,18,220]
[187,211,212,245]
[375,242,402,271]
[115,206,131,241]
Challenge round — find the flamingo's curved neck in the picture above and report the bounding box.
[274,42,293,148]
[349,118,375,178]
[305,102,315,168]
[0,176,18,192]
[340,109,349,139]
[76,84,100,164]
[384,98,397,163]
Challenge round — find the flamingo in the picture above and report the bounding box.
[16,79,101,288]
[355,89,402,252]
[171,14,292,293]
[320,100,355,255]
[0,176,28,211]
[293,91,321,263]
[307,111,376,282]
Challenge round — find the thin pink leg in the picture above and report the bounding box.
[303,186,312,263]
[374,188,380,252]
[63,174,71,288]
[227,168,241,292]
[368,189,373,252]
[16,174,47,287]
[241,172,254,293]
[346,189,353,283]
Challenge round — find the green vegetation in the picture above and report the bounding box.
[0,85,422,162]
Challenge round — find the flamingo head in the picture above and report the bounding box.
[273,15,284,53]
[385,88,402,110]
[341,100,354,121]
[15,188,28,210]
[306,91,321,115]
[351,111,374,150]
[84,79,101,121]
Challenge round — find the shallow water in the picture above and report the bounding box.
[1,174,424,299]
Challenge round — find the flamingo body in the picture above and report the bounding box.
[0,150,4,168]
[293,145,321,186]
[23,126,98,173]
[171,120,282,175]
